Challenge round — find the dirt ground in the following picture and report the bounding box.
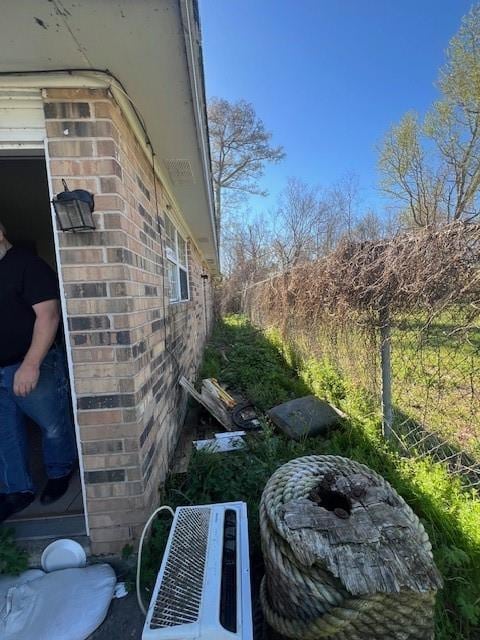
[88,593,145,639]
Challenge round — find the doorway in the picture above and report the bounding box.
[0,153,86,539]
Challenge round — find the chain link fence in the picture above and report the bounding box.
[388,309,480,488]
[241,223,480,490]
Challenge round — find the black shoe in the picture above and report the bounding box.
[40,472,73,505]
[0,492,35,523]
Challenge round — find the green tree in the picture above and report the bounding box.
[379,5,480,227]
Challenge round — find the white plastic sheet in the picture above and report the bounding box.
[0,564,116,640]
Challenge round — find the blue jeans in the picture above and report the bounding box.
[0,347,77,494]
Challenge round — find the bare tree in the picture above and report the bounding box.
[222,214,272,277]
[272,178,329,268]
[220,173,389,313]
[327,172,360,239]
[379,5,480,226]
[322,173,361,251]
[208,98,285,236]
[219,215,274,312]
[351,210,384,242]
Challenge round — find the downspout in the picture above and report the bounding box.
[201,273,209,336]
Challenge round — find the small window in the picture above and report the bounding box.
[167,260,179,301]
[164,215,176,254]
[165,214,189,302]
[178,236,187,267]
[179,267,188,300]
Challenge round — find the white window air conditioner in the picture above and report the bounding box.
[142,502,253,640]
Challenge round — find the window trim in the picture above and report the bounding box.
[165,214,190,303]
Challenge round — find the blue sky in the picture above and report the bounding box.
[199,0,474,217]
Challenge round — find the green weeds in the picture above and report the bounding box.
[199,315,308,410]
[0,528,29,575]
[145,314,480,639]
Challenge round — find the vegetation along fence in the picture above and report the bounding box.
[242,222,480,489]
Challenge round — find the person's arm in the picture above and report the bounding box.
[13,299,60,397]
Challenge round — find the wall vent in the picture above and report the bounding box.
[164,159,195,185]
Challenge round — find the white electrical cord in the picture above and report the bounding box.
[136,505,175,616]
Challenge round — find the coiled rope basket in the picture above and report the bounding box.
[259,455,442,640]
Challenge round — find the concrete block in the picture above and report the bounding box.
[268,395,342,440]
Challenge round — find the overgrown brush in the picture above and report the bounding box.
[242,223,480,462]
[144,315,480,639]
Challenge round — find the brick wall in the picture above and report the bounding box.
[43,88,214,553]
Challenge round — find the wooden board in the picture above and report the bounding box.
[180,376,234,430]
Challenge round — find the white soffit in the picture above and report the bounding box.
[0,0,218,270]
[0,89,45,149]
[164,158,196,185]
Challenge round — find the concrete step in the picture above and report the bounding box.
[7,512,87,541]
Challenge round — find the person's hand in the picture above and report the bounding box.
[13,362,40,397]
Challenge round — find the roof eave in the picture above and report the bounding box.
[179,0,219,271]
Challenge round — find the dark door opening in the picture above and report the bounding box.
[0,154,86,539]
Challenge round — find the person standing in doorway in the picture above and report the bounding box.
[0,220,76,522]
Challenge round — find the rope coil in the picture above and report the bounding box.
[260,455,442,639]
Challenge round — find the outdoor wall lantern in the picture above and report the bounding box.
[52,179,96,232]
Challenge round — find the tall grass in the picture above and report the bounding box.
[144,314,480,639]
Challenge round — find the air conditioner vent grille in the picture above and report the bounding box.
[150,507,211,629]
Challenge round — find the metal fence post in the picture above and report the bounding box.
[380,305,393,440]
[240,284,247,315]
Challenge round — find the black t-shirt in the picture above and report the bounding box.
[0,247,60,366]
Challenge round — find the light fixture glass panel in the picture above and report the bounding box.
[54,199,95,231]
